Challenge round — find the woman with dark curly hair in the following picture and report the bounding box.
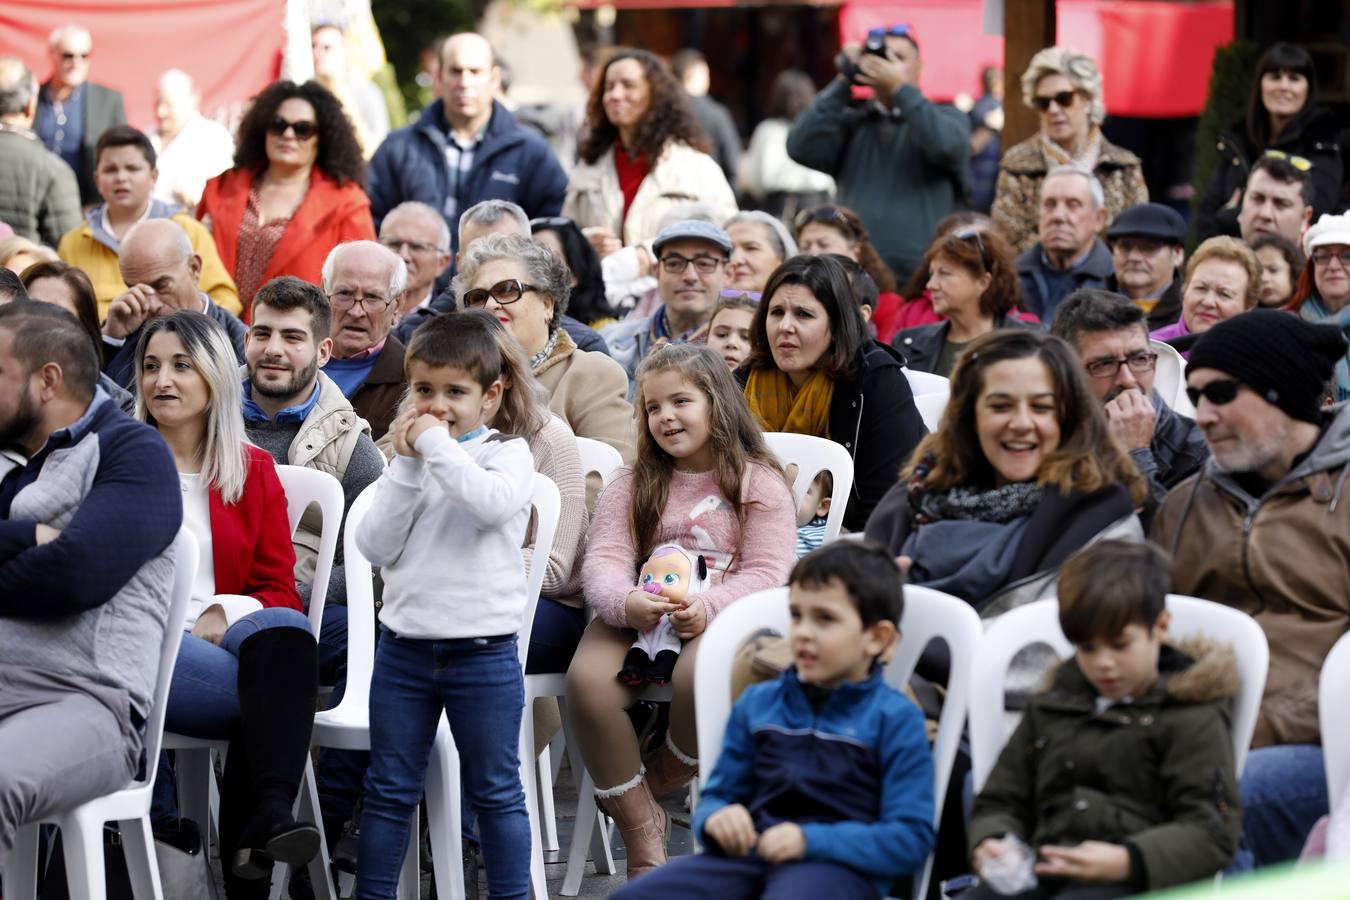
[564,48,735,267]
[793,205,904,343]
[198,80,375,317]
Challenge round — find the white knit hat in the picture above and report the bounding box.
[1302,212,1350,257]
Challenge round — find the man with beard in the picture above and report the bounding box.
[1052,288,1207,520]
[1152,309,1350,870]
[0,301,180,859]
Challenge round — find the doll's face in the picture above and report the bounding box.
[640,552,693,602]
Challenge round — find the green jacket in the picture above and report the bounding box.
[969,640,1242,891]
[785,80,969,284]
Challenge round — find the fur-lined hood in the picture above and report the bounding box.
[1040,637,1239,706]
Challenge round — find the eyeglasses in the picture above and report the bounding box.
[659,254,724,275]
[1263,149,1313,172]
[1185,378,1243,408]
[60,52,90,61]
[329,289,392,312]
[1033,91,1078,112]
[794,206,856,238]
[267,116,319,140]
[1311,249,1350,268]
[1085,351,1157,379]
[461,278,542,308]
[381,238,442,255]
[952,227,989,272]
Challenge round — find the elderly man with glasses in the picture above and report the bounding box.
[1051,288,1208,521]
[35,25,126,206]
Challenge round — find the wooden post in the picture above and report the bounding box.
[1002,0,1056,149]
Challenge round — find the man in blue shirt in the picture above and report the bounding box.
[34,25,126,206]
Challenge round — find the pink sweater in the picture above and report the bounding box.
[583,462,797,628]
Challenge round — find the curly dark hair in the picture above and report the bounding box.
[577,48,709,166]
[233,80,366,186]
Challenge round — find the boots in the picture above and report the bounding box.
[228,626,323,882]
[599,776,669,880]
[643,735,699,801]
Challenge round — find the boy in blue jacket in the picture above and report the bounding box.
[614,540,936,899]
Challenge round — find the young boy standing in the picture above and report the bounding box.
[614,540,936,900]
[967,540,1242,899]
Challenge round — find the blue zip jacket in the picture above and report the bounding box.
[367,99,568,249]
[693,665,936,896]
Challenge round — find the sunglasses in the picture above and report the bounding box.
[461,278,542,308]
[1263,149,1313,172]
[1032,90,1078,112]
[267,116,319,140]
[952,227,989,272]
[866,24,920,49]
[1185,379,1243,409]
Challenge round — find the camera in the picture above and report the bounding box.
[863,31,890,58]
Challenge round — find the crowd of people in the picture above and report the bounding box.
[2,18,1350,900]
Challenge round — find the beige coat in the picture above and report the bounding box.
[532,329,636,466]
[563,141,737,248]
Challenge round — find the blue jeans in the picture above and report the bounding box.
[356,629,529,900]
[1236,743,1328,868]
[524,597,585,675]
[151,607,311,827]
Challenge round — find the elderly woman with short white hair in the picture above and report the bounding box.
[992,46,1147,253]
[723,210,798,293]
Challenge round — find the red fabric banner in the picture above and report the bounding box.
[0,0,286,131]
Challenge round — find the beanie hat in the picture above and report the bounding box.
[1188,309,1347,423]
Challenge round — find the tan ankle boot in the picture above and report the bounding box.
[598,776,669,880]
[643,736,699,801]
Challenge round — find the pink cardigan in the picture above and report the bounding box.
[582,462,796,628]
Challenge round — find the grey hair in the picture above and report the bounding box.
[1044,165,1106,209]
[1021,46,1106,126]
[453,233,571,333]
[458,200,529,246]
[385,201,451,252]
[48,25,92,48]
[724,211,798,261]
[123,218,194,264]
[134,311,248,504]
[0,57,36,117]
[321,240,409,299]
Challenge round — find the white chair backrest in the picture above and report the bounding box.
[575,437,624,491]
[913,391,948,432]
[970,595,1268,792]
[517,473,561,668]
[1150,339,1193,417]
[140,528,199,789]
[694,583,981,900]
[275,465,346,636]
[763,432,854,543]
[337,483,380,715]
[1321,630,1350,813]
[902,368,950,397]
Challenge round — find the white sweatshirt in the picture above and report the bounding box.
[355,425,535,640]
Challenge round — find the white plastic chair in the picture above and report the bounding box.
[1320,630,1350,815]
[575,437,624,490]
[1150,339,1194,418]
[1,529,198,900]
[692,584,981,900]
[763,432,854,543]
[969,594,1269,792]
[913,391,948,432]
[902,368,950,397]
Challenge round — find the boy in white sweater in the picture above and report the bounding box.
[354,310,536,900]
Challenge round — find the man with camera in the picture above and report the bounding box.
[786,25,970,285]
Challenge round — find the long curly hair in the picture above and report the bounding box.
[233,80,366,186]
[918,226,1021,317]
[577,48,708,166]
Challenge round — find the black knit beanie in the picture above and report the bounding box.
[1187,309,1348,424]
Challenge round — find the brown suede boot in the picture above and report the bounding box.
[643,736,699,801]
[598,776,669,880]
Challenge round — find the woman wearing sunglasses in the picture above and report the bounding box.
[1150,237,1261,356]
[991,47,1146,253]
[1195,43,1348,245]
[1287,214,1350,402]
[893,225,1031,377]
[198,80,375,319]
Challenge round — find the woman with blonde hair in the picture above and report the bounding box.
[1150,236,1261,353]
[992,47,1147,252]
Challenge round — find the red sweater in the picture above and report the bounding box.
[209,445,302,612]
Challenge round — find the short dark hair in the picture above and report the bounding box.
[790,539,904,629]
[405,308,503,390]
[1250,232,1305,291]
[251,276,332,342]
[1059,540,1170,645]
[1050,288,1147,348]
[749,255,869,381]
[0,267,26,303]
[1248,154,1315,207]
[0,302,98,402]
[19,260,103,367]
[95,124,156,170]
[829,254,879,314]
[669,48,706,82]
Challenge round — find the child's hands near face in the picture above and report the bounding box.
[407,414,449,448]
[704,804,757,857]
[1035,841,1131,883]
[757,822,805,863]
[670,596,707,640]
[624,590,681,630]
[392,408,419,458]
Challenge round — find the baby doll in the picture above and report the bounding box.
[619,544,709,687]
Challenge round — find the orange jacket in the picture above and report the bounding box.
[198,166,375,317]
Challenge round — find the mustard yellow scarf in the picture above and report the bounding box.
[745,367,834,437]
